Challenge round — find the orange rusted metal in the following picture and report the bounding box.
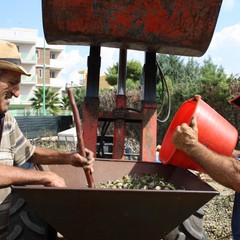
[113,95,127,159]
[13,160,218,240]
[42,0,222,56]
[141,102,158,161]
[83,97,99,157]
[67,88,95,188]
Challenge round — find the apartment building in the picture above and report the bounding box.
[0,28,65,115]
[1,28,112,116]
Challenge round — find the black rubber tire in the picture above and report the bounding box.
[0,196,11,240]
[164,207,208,240]
[7,190,57,240]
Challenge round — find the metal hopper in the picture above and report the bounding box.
[42,0,222,57]
[13,159,218,240]
[15,1,221,239]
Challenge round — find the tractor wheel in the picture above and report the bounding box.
[7,190,57,240]
[164,207,207,240]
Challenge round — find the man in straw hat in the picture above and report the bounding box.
[0,40,94,238]
[172,96,240,239]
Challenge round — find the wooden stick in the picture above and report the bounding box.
[66,87,95,188]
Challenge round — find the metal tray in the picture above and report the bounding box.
[13,159,218,240]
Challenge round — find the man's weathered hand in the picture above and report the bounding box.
[172,117,199,153]
[43,171,67,187]
[70,148,95,173]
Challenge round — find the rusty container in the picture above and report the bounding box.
[13,159,218,240]
[42,0,222,56]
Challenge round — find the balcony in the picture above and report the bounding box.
[21,75,36,84]
[50,58,64,70]
[50,78,65,88]
[20,52,36,64]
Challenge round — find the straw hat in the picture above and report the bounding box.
[0,40,31,76]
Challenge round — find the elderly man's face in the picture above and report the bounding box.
[0,70,21,113]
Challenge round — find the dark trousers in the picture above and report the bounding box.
[232,192,240,239]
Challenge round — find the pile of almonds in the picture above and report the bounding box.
[99,173,176,190]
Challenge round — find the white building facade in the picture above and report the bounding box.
[0,28,66,116]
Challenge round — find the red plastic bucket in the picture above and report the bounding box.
[160,95,238,172]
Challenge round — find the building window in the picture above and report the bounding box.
[50,71,56,78]
[50,52,56,59]
[38,69,42,78]
[36,49,39,59]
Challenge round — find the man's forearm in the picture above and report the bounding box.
[186,142,240,191]
[0,165,52,187]
[28,147,72,165]
[232,149,240,159]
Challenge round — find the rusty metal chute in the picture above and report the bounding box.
[13,159,218,240]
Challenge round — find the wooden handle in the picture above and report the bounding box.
[66,87,95,188]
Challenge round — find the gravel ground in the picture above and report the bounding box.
[201,174,234,240]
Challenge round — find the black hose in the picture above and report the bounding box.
[156,61,171,123]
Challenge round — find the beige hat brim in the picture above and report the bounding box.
[0,60,31,76]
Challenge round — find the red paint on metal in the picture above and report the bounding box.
[83,97,99,157]
[13,160,218,240]
[42,0,222,56]
[67,88,95,188]
[141,103,158,162]
[113,95,126,160]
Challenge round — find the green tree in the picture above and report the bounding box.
[105,62,119,86]
[224,74,240,130]
[61,87,86,113]
[61,94,70,110]
[105,60,142,86]
[126,60,142,82]
[155,54,236,145]
[30,87,61,115]
[196,57,228,110]
[126,79,140,91]
[73,87,86,117]
[156,54,185,83]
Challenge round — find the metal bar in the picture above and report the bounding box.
[141,103,157,161]
[66,87,95,188]
[86,46,101,97]
[142,52,157,102]
[113,49,127,159]
[83,97,99,156]
[83,46,101,157]
[140,52,157,161]
[117,49,127,95]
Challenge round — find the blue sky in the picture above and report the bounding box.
[1,0,240,84]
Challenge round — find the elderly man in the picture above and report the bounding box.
[0,40,94,238]
[172,97,240,239]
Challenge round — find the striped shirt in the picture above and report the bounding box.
[0,112,35,203]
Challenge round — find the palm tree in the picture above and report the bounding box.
[30,87,61,115]
[61,94,70,110]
